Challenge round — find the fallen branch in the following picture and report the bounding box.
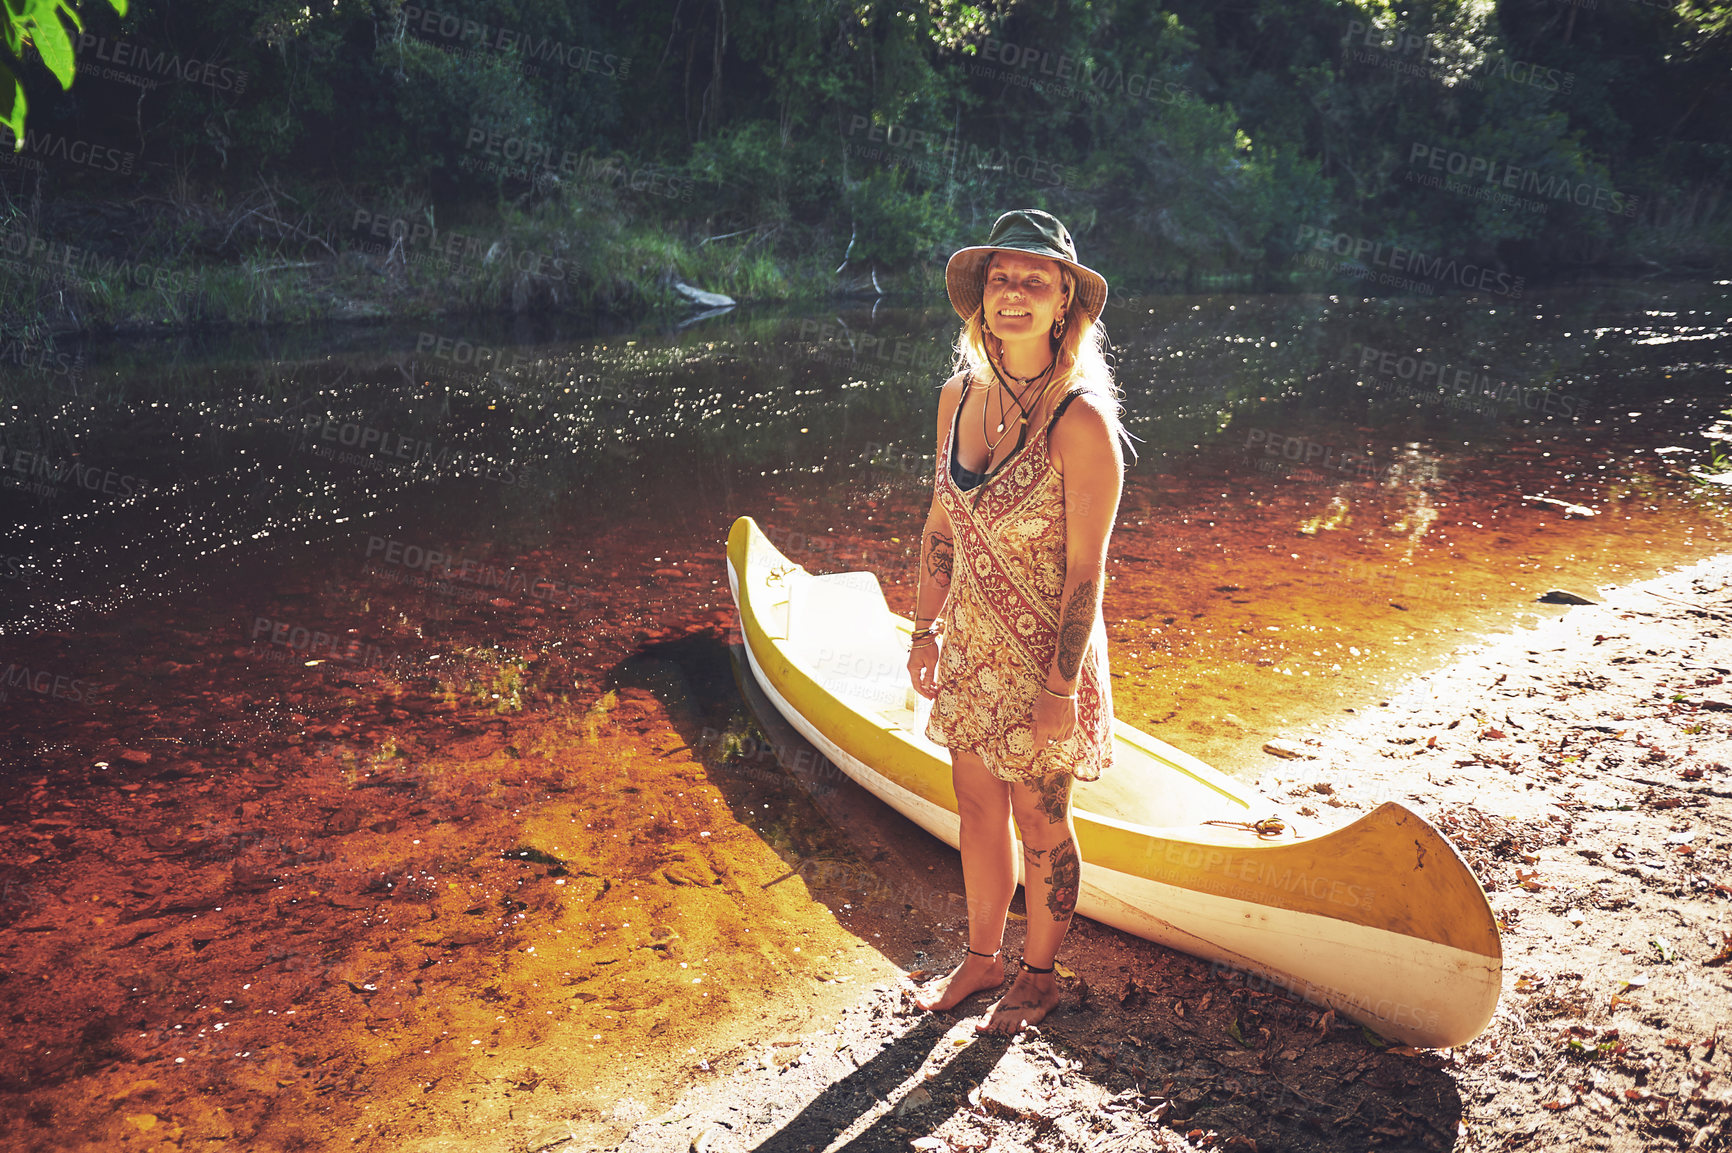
[249,262,322,275]
[1641,588,1732,621]
[699,224,769,247]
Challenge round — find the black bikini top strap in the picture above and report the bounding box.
[1045,388,1087,433]
[1044,388,1142,466]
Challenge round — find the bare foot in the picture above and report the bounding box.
[912,951,1006,1012]
[976,968,1062,1034]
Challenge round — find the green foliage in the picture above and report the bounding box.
[6,0,1731,335]
[0,0,126,147]
[841,167,957,269]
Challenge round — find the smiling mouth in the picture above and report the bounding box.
[998,308,1030,317]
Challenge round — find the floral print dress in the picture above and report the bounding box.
[923,391,1114,784]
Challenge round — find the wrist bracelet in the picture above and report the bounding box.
[910,619,946,642]
[1042,685,1077,700]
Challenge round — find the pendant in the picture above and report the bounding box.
[996,421,1005,433]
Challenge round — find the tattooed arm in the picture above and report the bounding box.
[1032,393,1123,742]
[908,371,971,699]
[914,510,954,628]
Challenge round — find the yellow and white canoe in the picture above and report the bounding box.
[726,516,1501,1048]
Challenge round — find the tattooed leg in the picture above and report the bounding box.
[1034,770,1071,826]
[1044,837,1080,923]
[980,779,1081,1034]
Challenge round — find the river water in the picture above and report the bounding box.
[0,283,1728,1148]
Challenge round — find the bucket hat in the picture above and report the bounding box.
[945,208,1108,325]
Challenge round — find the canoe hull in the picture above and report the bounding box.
[726,515,1501,1047]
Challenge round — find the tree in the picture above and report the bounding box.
[1,0,128,149]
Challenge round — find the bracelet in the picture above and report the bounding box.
[1041,684,1077,700]
[910,619,946,642]
[910,636,937,652]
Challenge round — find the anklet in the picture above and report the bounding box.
[1019,958,1055,974]
[967,947,1001,959]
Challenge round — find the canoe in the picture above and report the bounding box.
[725,515,1501,1048]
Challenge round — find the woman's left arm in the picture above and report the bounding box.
[1032,397,1124,745]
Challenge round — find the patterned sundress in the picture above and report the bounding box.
[923,389,1114,784]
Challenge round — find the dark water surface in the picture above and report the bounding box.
[1,283,1729,1148]
[5,283,1730,756]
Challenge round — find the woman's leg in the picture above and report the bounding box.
[979,769,1078,1033]
[913,748,1015,1011]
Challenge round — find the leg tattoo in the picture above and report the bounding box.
[1045,837,1080,922]
[1035,771,1071,826]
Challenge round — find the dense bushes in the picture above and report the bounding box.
[0,0,1725,332]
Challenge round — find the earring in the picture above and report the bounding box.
[1051,315,1066,339]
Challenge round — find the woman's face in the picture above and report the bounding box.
[982,251,1070,342]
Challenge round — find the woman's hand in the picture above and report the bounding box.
[1031,686,1078,749]
[907,640,942,699]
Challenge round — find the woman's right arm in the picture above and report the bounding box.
[908,372,967,699]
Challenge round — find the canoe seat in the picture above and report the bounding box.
[786,572,917,715]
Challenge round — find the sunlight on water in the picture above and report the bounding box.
[0,284,1728,1148]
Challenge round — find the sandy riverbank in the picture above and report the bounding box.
[606,554,1732,1153]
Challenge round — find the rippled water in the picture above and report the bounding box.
[5,286,1729,635]
[1,283,1728,1149]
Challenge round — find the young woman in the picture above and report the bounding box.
[907,209,1132,1034]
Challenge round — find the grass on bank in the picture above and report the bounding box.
[0,183,898,339]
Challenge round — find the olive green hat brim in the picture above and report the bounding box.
[944,209,1108,324]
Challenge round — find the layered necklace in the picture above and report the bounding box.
[981,354,1056,473]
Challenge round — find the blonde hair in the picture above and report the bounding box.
[948,254,1127,450]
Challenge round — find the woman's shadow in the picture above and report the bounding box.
[744,1009,1019,1153]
